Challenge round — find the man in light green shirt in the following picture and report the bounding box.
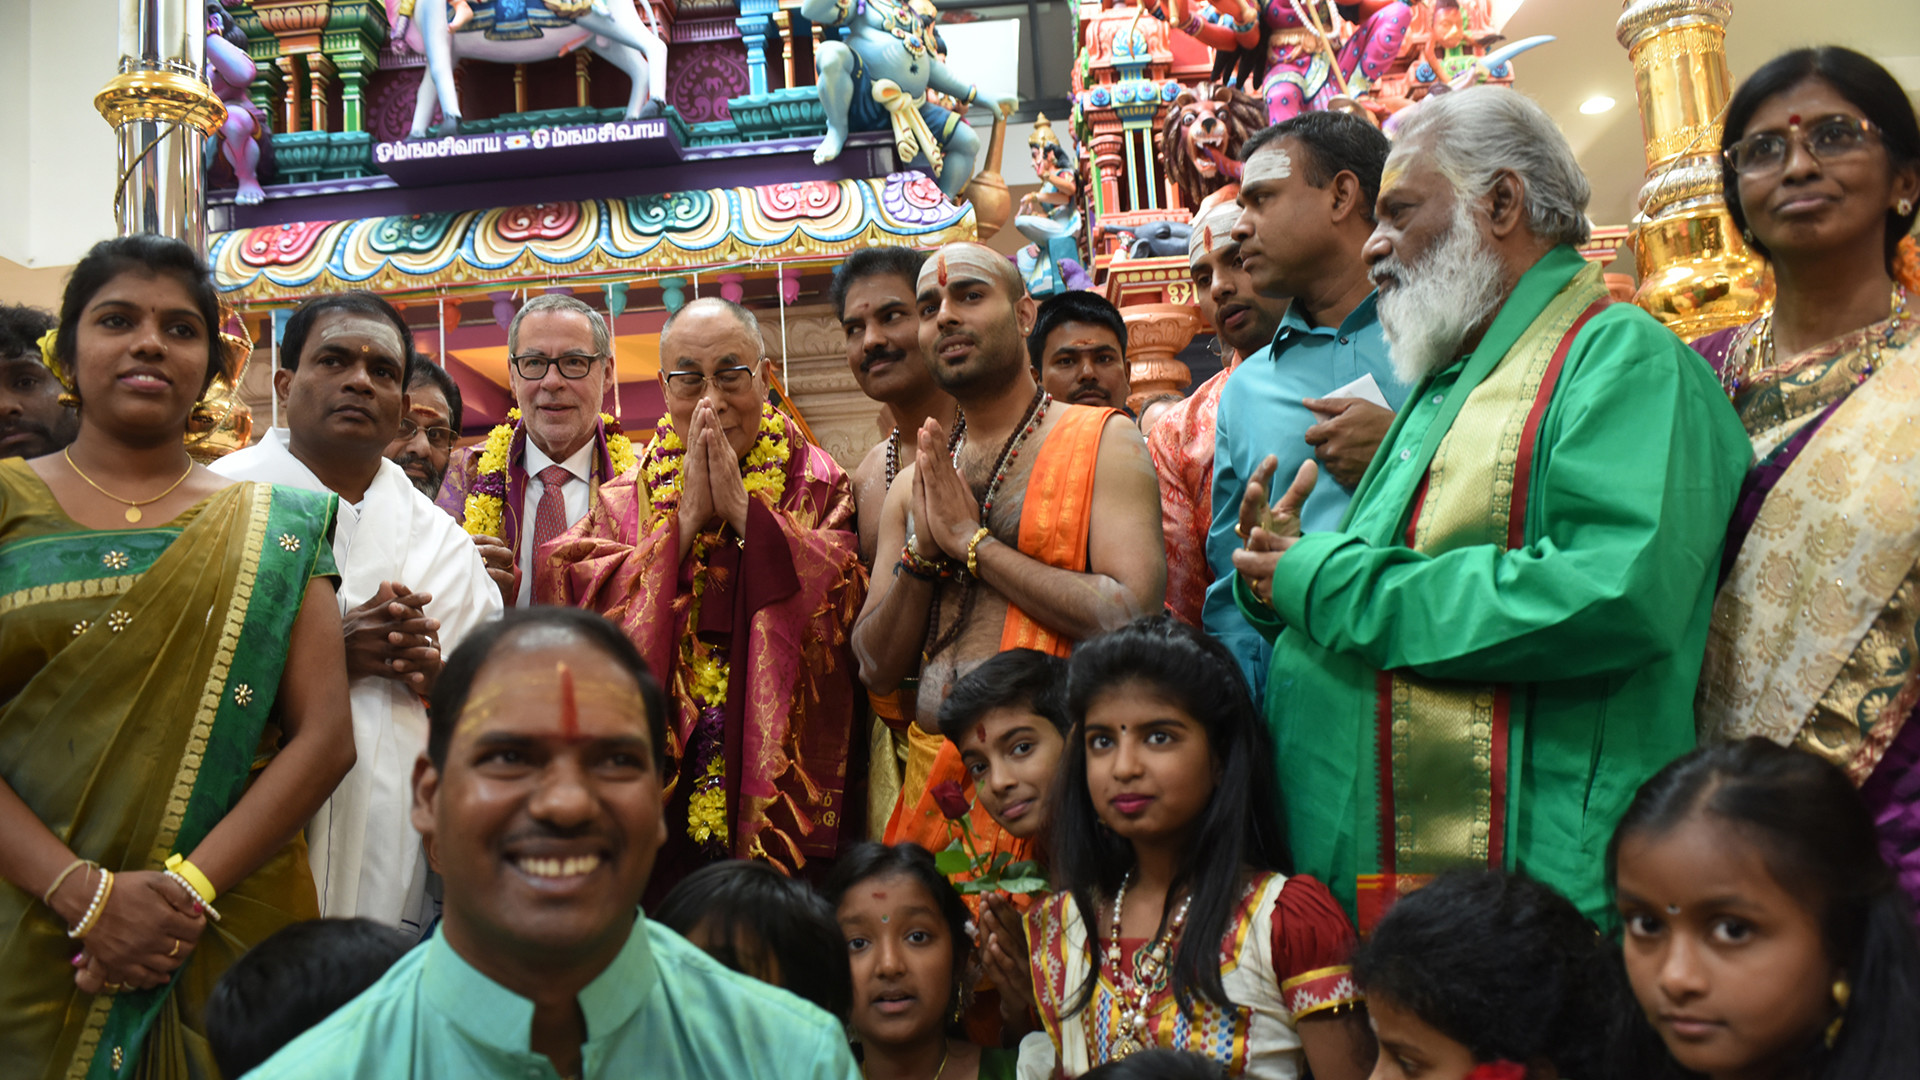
[1230,88,1751,930]
[246,608,859,1079]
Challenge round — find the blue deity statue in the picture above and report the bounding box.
[801,0,1017,198]
[1014,114,1085,297]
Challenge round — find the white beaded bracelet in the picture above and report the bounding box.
[163,869,222,922]
[68,868,112,939]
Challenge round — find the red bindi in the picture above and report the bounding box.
[872,890,888,900]
[557,661,580,740]
[1788,113,1802,127]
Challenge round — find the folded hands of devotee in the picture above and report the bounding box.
[912,415,981,563]
[1302,397,1395,489]
[342,582,442,693]
[1231,455,1317,607]
[677,399,751,557]
[62,869,206,994]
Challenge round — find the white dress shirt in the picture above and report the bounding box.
[519,436,594,605]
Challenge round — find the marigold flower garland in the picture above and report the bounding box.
[461,408,637,537]
[642,404,791,850]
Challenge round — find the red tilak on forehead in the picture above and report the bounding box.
[1203,225,1215,252]
[1789,113,1802,126]
[975,723,986,743]
[937,254,949,287]
[557,661,579,740]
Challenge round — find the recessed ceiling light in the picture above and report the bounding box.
[1580,95,1616,115]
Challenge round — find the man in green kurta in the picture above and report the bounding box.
[1230,88,1752,929]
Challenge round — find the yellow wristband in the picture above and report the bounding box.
[164,854,217,904]
[965,526,992,577]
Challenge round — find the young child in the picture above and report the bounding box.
[935,648,1071,847]
[204,917,416,1078]
[1021,616,1373,1080]
[1350,871,1625,1080]
[654,859,853,1023]
[824,842,1019,1080]
[1609,738,1920,1080]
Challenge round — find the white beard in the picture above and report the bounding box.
[1374,202,1510,387]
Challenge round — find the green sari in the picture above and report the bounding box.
[0,458,338,1080]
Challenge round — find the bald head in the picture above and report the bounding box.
[915,242,1027,305]
[661,296,765,359]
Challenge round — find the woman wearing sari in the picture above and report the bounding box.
[0,235,354,1080]
[1693,47,1920,907]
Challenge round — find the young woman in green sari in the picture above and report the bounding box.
[0,235,355,1080]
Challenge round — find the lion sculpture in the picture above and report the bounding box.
[1161,81,1267,210]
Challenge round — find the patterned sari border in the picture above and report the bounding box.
[0,576,134,618]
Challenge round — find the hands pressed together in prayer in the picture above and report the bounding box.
[343,582,443,694]
[978,893,1036,1025]
[1231,455,1319,609]
[677,399,752,556]
[50,867,206,995]
[911,416,983,565]
[1302,397,1395,488]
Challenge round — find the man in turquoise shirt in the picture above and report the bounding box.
[247,608,860,1079]
[1207,111,1410,697]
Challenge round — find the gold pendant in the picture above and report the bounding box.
[124,507,142,523]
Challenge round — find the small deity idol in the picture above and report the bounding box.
[1015,115,1084,297]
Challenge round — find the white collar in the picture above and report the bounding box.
[524,433,596,483]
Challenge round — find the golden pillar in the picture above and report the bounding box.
[1616,0,1771,340]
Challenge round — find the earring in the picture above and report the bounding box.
[1742,229,1756,246]
[1825,978,1851,1049]
[57,391,80,409]
[950,980,968,1024]
[1899,198,1915,216]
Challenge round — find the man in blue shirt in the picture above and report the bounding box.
[1206,111,1411,697]
[247,608,860,1079]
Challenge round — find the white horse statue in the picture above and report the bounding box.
[394,0,669,137]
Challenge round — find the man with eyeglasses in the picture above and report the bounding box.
[436,293,626,608]
[213,291,502,934]
[543,297,863,894]
[387,353,465,497]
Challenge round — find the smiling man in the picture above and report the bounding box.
[545,298,863,894]
[1027,290,1132,412]
[437,294,624,607]
[1230,88,1750,928]
[213,291,501,934]
[0,305,78,459]
[245,608,861,1079]
[387,353,464,497]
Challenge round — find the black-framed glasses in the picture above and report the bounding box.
[663,365,757,400]
[1723,114,1882,176]
[396,417,458,450]
[509,352,602,380]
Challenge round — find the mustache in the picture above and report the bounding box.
[861,345,908,372]
[0,419,53,440]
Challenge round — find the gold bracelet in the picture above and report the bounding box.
[42,858,95,906]
[69,868,114,939]
[164,854,217,905]
[965,527,992,577]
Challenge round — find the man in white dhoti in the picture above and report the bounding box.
[213,292,501,935]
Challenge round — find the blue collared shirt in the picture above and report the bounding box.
[245,918,860,1079]
[1204,293,1410,698]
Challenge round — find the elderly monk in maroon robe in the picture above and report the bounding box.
[541,298,865,889]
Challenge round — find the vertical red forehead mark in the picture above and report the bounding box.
[937,254,949,287]
[975,723,987,743]
[1203,225,1215,253]
[557,661,579,740]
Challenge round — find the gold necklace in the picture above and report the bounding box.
[1729,281,1908,397]
[63,448,195,523]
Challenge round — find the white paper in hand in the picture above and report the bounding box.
[1323,373,1392,411]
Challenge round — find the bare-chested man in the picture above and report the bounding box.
[853,240,1164,855]
[833,246,959,567]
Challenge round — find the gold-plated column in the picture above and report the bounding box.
[1616,0,1771,340]
[576,51,593,108]
[95,0,224,246]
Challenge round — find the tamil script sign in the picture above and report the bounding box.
[374,120,680,186]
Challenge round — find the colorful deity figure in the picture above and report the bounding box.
[1159,0,1413,124]
[803,0,1018,198]
[205,1,270,205]
[1014,115,1085,297]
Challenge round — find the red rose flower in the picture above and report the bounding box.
[930,780,972,821]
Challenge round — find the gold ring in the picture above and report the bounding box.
[103,983,122,994]
[1235,522,1249,540]
[168,939,180,958]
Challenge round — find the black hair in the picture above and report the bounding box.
[55,234,226,398]
[934,648,1071,743]
[1352,871,1626,1080]
[427,607,667,771]
[830,246,929,321]
[279,291,417,385]
[654,860,854,1023]
[1055,615,1291,1019]
[1026,290,1129,372]
[406,352,465,433]
[1607,738,1920,1080]
[1080,1049,1228,1080]
[1721,46,1920,274]
[1035,142,1073,174]
[822,842,975,1029]
[0,304,56,361]
[1238,110,1391,223]
[204,917,415,1077]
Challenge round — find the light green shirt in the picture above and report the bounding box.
[244,917,861,1080]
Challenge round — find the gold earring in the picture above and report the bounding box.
[1825,978,1850,1048]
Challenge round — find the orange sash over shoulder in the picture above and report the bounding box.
[885,406,1119,863]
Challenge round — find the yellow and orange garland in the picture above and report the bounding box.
[643,404,791,849]
[461,408,638,538]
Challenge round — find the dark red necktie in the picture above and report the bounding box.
[531,464,573,554]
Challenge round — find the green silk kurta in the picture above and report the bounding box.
[1237,246,1752,925]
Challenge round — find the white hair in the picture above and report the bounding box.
[1393,87,1593,247]
[507,292,612,358]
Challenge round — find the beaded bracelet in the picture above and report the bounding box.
[68,868,114,939]
[163,868,223,922]
[901,537,956,580]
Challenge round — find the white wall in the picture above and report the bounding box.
[2,0,121,269]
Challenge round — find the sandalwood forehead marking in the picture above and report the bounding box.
[1188,206,1244,265]
[455,672,646,737]
[1241,145,1293,187]
[918,244,1013,294]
